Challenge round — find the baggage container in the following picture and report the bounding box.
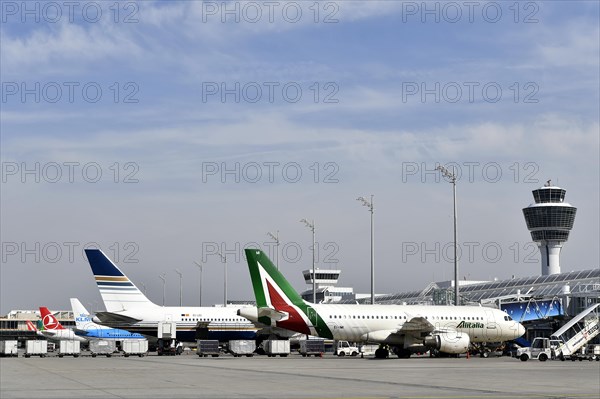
[89,339,116,357]
[25,340,47,358]
[264,340,290,357]
[197,340,220,357]
[58,340,80,357]
[299,339,324,357]
[229,340,256,357]
[122,339,148,357]
[0,340,18,357]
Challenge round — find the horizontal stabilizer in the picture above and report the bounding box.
[258,307,289,322]
[94,311,142,327]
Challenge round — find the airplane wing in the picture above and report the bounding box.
[94,311,142,327]
[74,328,91,336]
[397,316,435,334]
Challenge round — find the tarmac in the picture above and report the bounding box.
[1,352,599,399]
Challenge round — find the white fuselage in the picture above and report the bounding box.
[312,304,524,343]
[96,304,259,341]
[41,329,87,343]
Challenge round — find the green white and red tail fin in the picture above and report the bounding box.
[244,249,332,338]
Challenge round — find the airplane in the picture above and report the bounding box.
[238,249,527,358]
[25,320,45,338]
[84,248,259,342]
[70,298,146,340]
[38,307,88,343]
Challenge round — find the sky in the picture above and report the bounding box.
[1,0,598,314]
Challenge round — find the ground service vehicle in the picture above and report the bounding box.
[0,340,18,357]
[264,340,290,357]
[25,340,48,358]
[197,340,220,357]
[299,339,325,357]
[552,304,599,361]
[517,337,553,361]
[122,339,148,357]
[89,339,116,357]
[228,340,255,357]
[336,341,359,357]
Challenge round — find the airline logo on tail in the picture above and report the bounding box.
[85,249,137,292]
[84,249,152,312]
[245,249,333,339]
[39,307,64,330]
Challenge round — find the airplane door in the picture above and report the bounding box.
[485,310,500,340]
[307,307,318,327]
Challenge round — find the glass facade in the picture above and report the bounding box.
[532,188,566,203]
[523,207,577,229]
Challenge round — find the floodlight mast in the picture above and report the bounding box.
[300,219,316,303]
[357,195,375,305]
[217,251,227,306]
[436,164,459,306]
[193,261,203,307]
[174,269,183,306]
[267,230,280,270]
[158,273,167,306]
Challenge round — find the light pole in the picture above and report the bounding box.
[436,164,459,306]
[193,261,203,307]
[174,269,183,306]
[158,273,167,306]
[357,195,375,305]
[300,218,316,303]
[217,251,227,306]
[267,230,280,270]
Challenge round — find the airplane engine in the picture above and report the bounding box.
[424,332,470,354]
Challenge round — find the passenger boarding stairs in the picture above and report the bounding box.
[551,303,600,359]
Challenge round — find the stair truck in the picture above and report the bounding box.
[552,303,600,361]
[518,303,600,362]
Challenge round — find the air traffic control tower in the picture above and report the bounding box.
[523,181,577,275]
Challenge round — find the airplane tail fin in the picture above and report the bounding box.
[70,298,105,331]
[84,249,155,312]
[39,307,65,330]
[244,248,332,338]
[244,248,306,309]
[25,320,38,331]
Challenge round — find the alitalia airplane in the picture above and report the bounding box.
[70,298,147,340]
[238,249,526,358]
[84,249,260,342]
